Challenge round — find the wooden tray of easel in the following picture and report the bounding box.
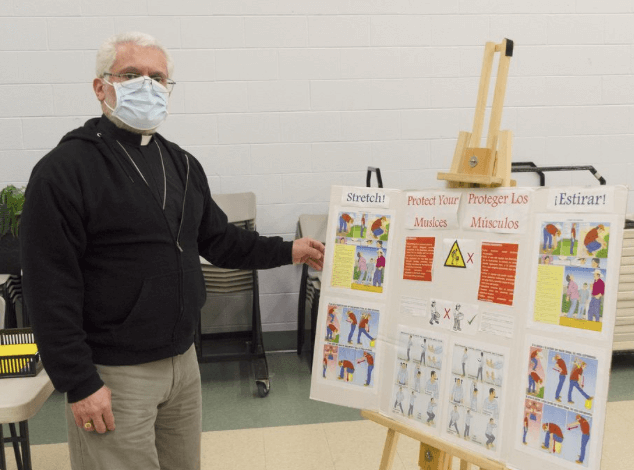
[438,38,515,188]
[365,39,515,470]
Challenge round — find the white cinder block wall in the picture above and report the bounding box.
[1,1,633,333]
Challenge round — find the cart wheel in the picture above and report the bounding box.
[257,381,270,398]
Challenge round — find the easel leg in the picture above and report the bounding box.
[379,428,400,470]
[496,130,513,187]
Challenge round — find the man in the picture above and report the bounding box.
[20,32,325,470]
[357,312,374,345]
[338,359,355,382]
[588,270,605,322]
[419,338,427,365]
[429,300,440,326]
[413,367,422,393]
[397,362,408,386]
[426,398,437,425]
[448,405,461,437]
[530,348,542,371]
[425,370,439,399]
[371,216,388,238]
[579,282,590,319]
[570,223,576,254]
[346,310,357,344]
[339,212,353,234]
[553,354,568,402]
[542,422,564,452]
[451,378,464,404]
[483,388,499,419]
[476,351,484,380]
[406,334,413,361]
[359,351,374,386]
[568,360,593,406]
[453,303,464,331]
[394,387,405,415]
[464,409,472,440]
[565,274,580,318]
[470,383,478,411]
[407,391,416,418]
[571,414,591,464]
[373,249,386,287]
[542,223,561,252]
[461,347,468,376]
[356,251,368,283]
[360,213,367,238]
[365,257,375,285]
[584,224,606,256]
[326,322,338,341]
[485,418,497,449]
[528,371,543,395]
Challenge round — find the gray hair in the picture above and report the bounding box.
[95,31,174,78]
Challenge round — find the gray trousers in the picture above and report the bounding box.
[66,345,202,470]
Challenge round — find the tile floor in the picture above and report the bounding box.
[4,351,634,470]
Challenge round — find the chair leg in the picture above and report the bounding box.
[8,423,23,470]
[18,422,30,470]
[0,424,6,470]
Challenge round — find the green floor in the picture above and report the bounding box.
[8,350,634,447]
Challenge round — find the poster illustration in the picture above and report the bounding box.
[518,338,605,468]
[534,221,611,332]
[443,339,509,455]
[390,328,445,430]
[321,302,380,388]
[332,210,392,294]
[428,298,480,335]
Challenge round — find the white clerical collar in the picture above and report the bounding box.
[141,135,152,146]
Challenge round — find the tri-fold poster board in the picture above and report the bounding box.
[310,184,627,470]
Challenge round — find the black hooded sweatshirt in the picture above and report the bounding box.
[20,117,292,403]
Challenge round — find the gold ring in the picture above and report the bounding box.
[84,422,93,430]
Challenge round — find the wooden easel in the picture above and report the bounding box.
[362,410,508,470]
[438,38,515,188]
[363,39,516,470]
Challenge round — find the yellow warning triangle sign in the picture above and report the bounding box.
[444,241,466,268]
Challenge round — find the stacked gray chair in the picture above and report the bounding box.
[196,192,270,397]
[615,220,634,351]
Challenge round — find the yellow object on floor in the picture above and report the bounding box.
[0,343,38,356]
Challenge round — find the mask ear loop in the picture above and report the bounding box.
[101,77,118,113]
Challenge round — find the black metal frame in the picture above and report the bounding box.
[511,162,606,186]
[0,421,32,470]
[296,264,309,355]
[366,167,383,188]
[296,267,320,366]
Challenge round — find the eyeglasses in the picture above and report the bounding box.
[102,73,176,93]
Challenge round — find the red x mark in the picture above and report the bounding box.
[444,308,451,319]
[467,253,474,264]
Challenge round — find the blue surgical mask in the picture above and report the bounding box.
[103,76,169,131]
